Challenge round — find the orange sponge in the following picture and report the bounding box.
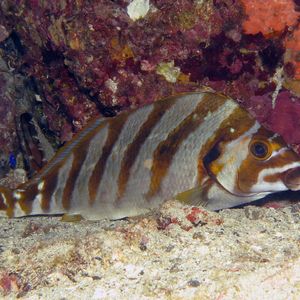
[241,0,299,36]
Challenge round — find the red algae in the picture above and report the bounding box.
[186,207,208,225]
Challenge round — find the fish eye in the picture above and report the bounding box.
[249,141,270,160]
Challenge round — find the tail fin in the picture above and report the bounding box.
[0,186,15,218]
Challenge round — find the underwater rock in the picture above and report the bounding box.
[0,0,299,153]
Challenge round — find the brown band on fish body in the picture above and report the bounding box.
[62,140,91,210]
[60,120,107,210]
[146,93,225,198]
[88,113,129,204]
[238,153,270,193]
[264,173,281,183]
[116,99,176,200]
[198,106,256,182]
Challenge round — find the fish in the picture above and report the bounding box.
[0,92,300,220]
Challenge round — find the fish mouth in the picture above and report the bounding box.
[283,166,300,191]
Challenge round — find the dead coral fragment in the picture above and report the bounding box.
[156,61,181,83]
[127,0,150,21]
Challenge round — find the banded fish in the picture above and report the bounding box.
[1,92,300,220]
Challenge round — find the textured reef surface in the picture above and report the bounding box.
[0,201,299,298]
[0,0,300,169]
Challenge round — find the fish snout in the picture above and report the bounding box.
[283,166,300,191]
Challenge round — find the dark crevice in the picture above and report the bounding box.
[8,31,26,56]
[0,31,25,59]
[41,47,64,65]
[65,68,121,117]
[177,33,256,81]
[259,40,284,71]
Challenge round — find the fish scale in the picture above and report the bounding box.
[1,92,300,220]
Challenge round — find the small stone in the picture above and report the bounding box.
[165,244,175,252]
[139,243,147,251]
[244,207,264,220]
[94,256,102,261]
[11,248,20,254]
[169,264,181,273]
[188,279,200,287]
[192,232,205,241]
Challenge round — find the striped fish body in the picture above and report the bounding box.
[1,92,300,220]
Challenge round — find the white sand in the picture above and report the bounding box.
[0,200,299,299]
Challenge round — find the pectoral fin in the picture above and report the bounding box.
[175,186,208,207]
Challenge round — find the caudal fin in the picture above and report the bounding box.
[0,186,15,218]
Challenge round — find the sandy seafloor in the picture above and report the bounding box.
[0,199,299,300]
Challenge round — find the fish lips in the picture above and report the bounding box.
[283,166,300,191]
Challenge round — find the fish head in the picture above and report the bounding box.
[204,122,300,199]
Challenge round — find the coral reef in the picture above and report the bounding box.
[0,0,300,161]
[0,3,300,298]
[0,56,18,154]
